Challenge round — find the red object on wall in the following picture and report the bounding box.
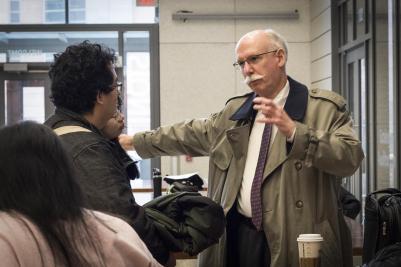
[185,155,193,162]
[137,0,156,7]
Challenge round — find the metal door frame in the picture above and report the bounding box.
[0,70,51,125]
[0,24,161,177]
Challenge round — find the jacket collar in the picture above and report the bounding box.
[229,76,308,122]
[49,108,102,135]
[229,93,256,121]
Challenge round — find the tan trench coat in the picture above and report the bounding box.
[134,77,364,267]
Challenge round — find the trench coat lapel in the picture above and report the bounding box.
[226,124,251,159]
[262,131,287,179]
[227,77,308,180]
[262,77,309,180]
[227,93,254,159]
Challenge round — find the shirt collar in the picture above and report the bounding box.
[230,76,308,122]
[273,79,290,108]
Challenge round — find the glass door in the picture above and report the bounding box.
[0,72,52,125]
[342,45,368,221]
[0,25,159,183]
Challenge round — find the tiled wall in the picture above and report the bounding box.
[310,0,332,90]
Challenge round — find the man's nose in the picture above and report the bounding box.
[242,61,254,75]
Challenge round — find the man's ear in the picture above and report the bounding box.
[97,92,105,104]
[277,49,286,68]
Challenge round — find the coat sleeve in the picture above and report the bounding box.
[289,97,364,177]
[0,236,19,267]
[96,212,163,267]
[134,113,222,159]
[72,143,169,264]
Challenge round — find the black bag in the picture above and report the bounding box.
[339,186,361,219]
[163,173,204,193]
[362,188,401,264]
[367,242,401,267]
[144,192,225,255]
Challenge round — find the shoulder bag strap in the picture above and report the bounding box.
[53,125,92,136]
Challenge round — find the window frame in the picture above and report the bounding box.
[0,23,161,182]
[332,0,401,195]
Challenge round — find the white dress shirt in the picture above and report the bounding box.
[237,80,291,217]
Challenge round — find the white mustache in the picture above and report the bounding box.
[244,75,264,85]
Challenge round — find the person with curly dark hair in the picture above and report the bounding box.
[44,41,172,266]
[49,40,117,115]
[0,121,161,267]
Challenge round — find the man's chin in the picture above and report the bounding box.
[248,81,263,92]
[248,79,262,87]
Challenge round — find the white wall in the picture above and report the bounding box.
[310,0,332,90]
[159,0,312,180]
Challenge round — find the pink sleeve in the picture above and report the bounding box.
[0,236,19,267]
[98,213,163,267]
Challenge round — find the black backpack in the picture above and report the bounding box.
[367,242,401,267]
[362,188,401,264]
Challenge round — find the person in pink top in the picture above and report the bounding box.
[0,121,162,267]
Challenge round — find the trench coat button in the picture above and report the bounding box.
[295,200,304,208]
[295,161,302,170]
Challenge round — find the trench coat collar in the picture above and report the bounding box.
[228,76,309,178]
[229,76,308,122]
[229,93,256,121]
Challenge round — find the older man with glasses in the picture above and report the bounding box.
[120,29,364,267]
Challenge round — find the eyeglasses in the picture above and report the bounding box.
[110,81,123,93]
[117,94,123,112]
[233,49,279,69]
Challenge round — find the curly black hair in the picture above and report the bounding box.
[49,41,117,114]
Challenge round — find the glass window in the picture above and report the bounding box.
[45,0,66,24]
[69,0,85,23]
[22,86,45,122]
[0,32,118,63]
[375,2,394,189]
[356,0,366,38]
[46,0,64,10]
[10,0,19,10]
[0,26,158,187]
[84,0,156,24]
[5,81,45,124]
[373,1,400,188]
[0,0,157,24]
[335,0,401,194]
[347,0,354,43]
[10,0,20,24]
[123,31,152,180]
[70,0,85,8]
[10,13,20,24]
[69,10,85,22]
[339,4,345,45]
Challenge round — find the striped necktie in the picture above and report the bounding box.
[251,123,272,231]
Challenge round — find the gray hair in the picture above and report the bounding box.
[264,29,289,62]
[236,29,289,63]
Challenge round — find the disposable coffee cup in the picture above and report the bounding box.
[297,234,323,267]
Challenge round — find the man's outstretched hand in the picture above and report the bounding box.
[118,134,135,151]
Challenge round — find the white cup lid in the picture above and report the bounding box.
[297,234,323,242]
